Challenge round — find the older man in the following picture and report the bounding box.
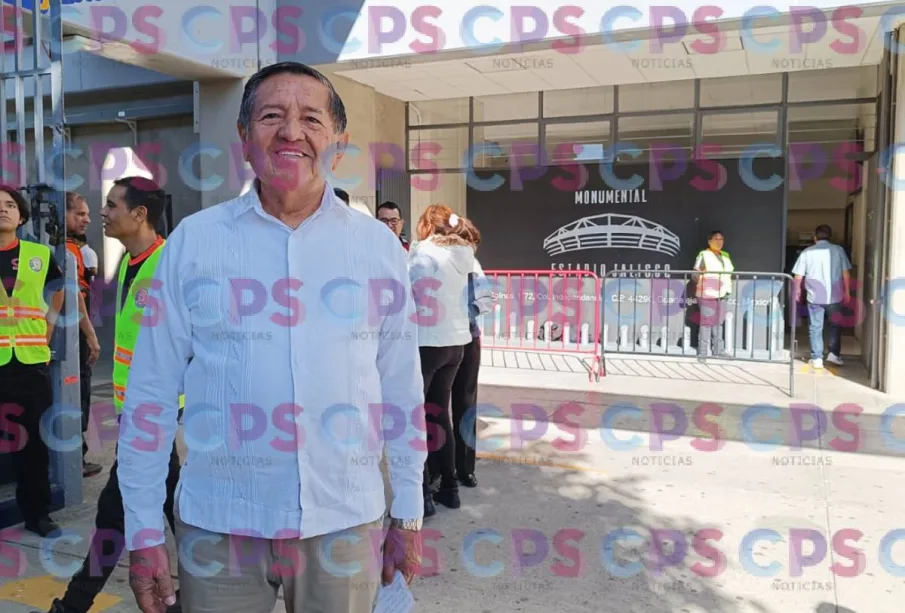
[116,62,426,613]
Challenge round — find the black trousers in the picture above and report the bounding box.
[450,336,481,478]
[420,344,465,490]
[78,330,91,460]
[58,442,181,613]
[1,365,53,521]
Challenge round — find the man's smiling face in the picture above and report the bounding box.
[239,72,348,191]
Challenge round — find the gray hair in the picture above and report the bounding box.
[238,62,347,134]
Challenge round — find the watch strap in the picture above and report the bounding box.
[390,517,422,531]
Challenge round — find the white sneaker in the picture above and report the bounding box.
[827,353,844,366]
[810,358,824,370]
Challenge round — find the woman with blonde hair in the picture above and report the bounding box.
[408,204,474,517]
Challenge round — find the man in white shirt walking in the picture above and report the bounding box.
[791,224,852,369]
[117,62,426,613]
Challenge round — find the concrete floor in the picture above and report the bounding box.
[1,348,903,613]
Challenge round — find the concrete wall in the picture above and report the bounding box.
[3,49,179,102]
[326,74,407,215]
[883,34,905,397]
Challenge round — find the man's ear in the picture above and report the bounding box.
[134,205,148,224]
[331,132,350,171]
[237,122,250,163]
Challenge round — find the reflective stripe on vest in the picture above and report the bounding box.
[111,241,184,413]
[696,250,734,299]
[0,240,51,366]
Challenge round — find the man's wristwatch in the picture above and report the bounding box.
[390,517,423,531]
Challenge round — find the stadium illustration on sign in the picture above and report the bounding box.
[543,214,682,257]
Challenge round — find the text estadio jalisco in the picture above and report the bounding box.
[0,139,886,196]
[6,4,905,57]
[5,399,905,456]
[3,525,905,580]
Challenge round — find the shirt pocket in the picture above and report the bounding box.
[183,274,238,340]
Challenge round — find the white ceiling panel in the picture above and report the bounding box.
[381,88,428,101]
[330,20,883,103]
[465,50,562,74]
[632,60,697,83]
[485,69,553,93]
[690,50,751,79]
[441,75,509,97]
[413,60,480,77]
[569,50,645,85]
[683,34,744,54]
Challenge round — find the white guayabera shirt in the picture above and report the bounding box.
[117,181,427,550]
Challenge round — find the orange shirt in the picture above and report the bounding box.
[65,237,88,293]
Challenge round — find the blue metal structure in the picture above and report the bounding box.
[0,0,81,530]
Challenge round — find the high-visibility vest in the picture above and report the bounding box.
[695,249,734,299]
[0,240,52,366]
[112,241,184,413]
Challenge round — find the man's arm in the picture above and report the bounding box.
[77,291,100,364]
[471,259,494,317]
[377,242,426,521]
[791,253,807,303]
[841,247,852,303]
[117,224,194,551]
[45,289,65,344]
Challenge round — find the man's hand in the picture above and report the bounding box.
[86,334,100,366]
[129,545,176,613]
[382,526,422,585]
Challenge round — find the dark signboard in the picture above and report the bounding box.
[467,158,785,275]
[468,158,789,357]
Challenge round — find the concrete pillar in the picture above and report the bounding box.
[883,33,905,396]
[196,78,251,209]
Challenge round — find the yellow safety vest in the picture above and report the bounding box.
[0,240,52,366]
[112,241,184,413]
[695,249,734,299]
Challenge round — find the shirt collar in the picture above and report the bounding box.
[236,177,352,221]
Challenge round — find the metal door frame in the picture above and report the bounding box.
[2,0,82,525]
[870,29,897,390]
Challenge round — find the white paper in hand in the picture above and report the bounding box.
[372,570,415,613]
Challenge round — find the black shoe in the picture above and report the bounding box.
[433,487,461,509]
[83,461,102,478]
[37,598,67,613]
[459,473,478,488]
[424,496,436,518]
[31,598,65,613]
[24,516,60,537]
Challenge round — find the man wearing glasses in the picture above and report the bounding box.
[377,201,409,251]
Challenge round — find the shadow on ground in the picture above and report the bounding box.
[413,431,766,613]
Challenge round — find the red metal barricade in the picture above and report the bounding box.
[481,270,602,382]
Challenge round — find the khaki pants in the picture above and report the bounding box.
[175,512,384,613]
